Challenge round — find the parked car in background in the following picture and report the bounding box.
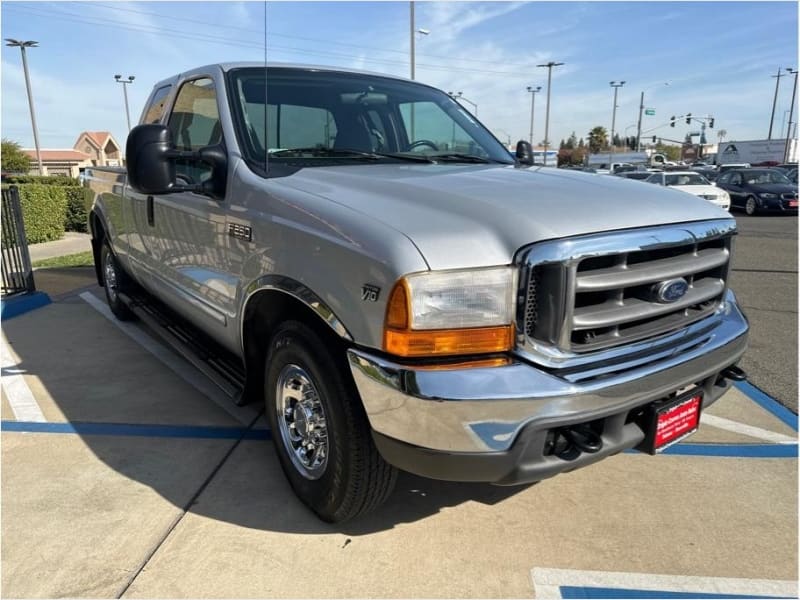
[645,171,731,210]
[615,171,652,181]
[714,168,798,215]
[718,163,751,174]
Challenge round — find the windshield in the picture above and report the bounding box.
[227,67,514,168]
[743,170,791,185]
[664,173,709,186]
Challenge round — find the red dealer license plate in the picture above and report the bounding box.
[789,200,798,207]
[637,390,703,454]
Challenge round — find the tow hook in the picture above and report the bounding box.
[551,424,604,461]
[721,365,747,381]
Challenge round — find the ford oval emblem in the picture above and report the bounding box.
[653,278,689,303]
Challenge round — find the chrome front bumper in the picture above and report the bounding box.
[348,291,749,455]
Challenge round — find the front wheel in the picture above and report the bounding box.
[745,195,759,216]
[264,321,397,522]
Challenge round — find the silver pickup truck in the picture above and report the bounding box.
[87,63,749,522]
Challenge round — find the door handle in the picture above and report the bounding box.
[147,196,154,227]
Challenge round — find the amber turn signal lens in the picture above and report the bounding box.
[385,281,410,330]
[384,325,514,357]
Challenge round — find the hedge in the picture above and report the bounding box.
[2,174,80,186]
[64,187,93,233]
[2,184,68,243]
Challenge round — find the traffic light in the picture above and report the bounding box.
[652,135,657,143]
[685,113,692,124]
[709,118,715,128]
[670,116,676,127]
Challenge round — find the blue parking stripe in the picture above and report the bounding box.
[1,420,270,441]
[559,585,787,599]
[734,381,798,432]
[658,443,797,458]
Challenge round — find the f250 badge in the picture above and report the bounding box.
[361,284,380,302]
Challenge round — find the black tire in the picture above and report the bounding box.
[100,240,134,321]
[264,320,397,522]
[745,195,759,216]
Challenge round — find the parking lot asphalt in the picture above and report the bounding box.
[728,214,798,411]
[1,222,797,598]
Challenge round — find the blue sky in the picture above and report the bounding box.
[1,1,797,152]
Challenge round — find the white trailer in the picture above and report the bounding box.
[716,139,797,165]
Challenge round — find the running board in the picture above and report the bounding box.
[117,291,248,404]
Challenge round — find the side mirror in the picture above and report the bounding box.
[126,124,228,199]
[126,124,177,194]
[515,140,534,166]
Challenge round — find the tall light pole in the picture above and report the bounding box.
[537,61,564,166]
[449,91,477,115]
[768,67,785,140]
[784,68,798,162]
[5,39,43,176]
[526,85,541,146]
[609,81,625,160]
[636,82,669,151]
[409,2,429,80]
[114,75,135,132]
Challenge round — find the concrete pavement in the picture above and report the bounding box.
[1,278,796,598]
[28,232,91,263]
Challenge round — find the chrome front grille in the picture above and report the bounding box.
[517,219,737,363]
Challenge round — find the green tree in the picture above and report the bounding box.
[578,137,585,148]
[559,139,566,150]
[566,131,577,149]
[655,143,681,161]
[588,126,608,153]
[1,139,31,174]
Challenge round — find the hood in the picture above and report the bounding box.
[672,184,725,197]
[278,164,732,270]
[747,183,797,194]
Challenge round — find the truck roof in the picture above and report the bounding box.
[151,62,413,90]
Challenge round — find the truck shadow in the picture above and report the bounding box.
[2,290,532,536]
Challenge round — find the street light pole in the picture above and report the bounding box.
[635,83,669,152]
[768,67,785,140]
[408,2,429,81]
[537,61,564,166]
[5,39,43,176]
[114,75,135,132]
[450,91,477,115]
[609,81,625,161]
[784,68,798,162]
[526,85,541,146]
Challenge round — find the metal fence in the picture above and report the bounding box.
[1,186,36,297]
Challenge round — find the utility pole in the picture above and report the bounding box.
[784,68,798,162]
[768,67,785,140]
[537,61,564,166]
[5,39,43,176]
[526,85,541,145]
[114,75,135,132]
[609,81,625,162]
[450,91,477,115]
[410,2,415,80]
[635,82,669,152]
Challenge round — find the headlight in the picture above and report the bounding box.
[384,266,517,357]
[760,193,778,198]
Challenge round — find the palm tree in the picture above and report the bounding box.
[717,129,727,144]
[588,126,608,153]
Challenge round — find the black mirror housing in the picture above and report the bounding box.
[126,124,177,194]
[515,140,534,166]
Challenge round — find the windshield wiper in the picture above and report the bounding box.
[429,153,500,164]
[270,147,434,163]
[270,147,380,159]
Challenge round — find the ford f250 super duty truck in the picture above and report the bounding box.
[87,63,749,522]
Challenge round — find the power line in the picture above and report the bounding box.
[6,3,537,77]
[89,1,541,69]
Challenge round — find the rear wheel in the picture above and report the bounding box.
[745,195,759,216]
[264,320,397,522]
[100,241,134,321]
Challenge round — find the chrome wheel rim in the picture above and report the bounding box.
[104,252,118,302]
[746,198,756,215]
[275,364,328,480]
